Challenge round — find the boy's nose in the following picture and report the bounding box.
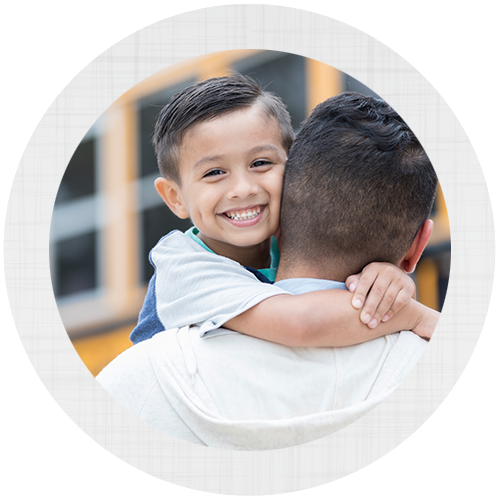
[227,171,259,199]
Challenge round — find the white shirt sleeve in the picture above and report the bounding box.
[151,231,290,337]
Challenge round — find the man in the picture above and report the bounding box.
[97,92,439,450]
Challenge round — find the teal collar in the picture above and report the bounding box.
[185,226,279,283]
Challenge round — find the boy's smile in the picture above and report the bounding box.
[155,104,288,267]
[222,204,264,224]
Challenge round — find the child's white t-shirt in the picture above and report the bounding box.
[130,229,290,343]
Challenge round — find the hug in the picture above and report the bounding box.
[97,75,439,450]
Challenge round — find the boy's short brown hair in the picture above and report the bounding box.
[153,74,294,184]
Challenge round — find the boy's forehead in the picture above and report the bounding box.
[181,106,285,148]
[197,103,279,130]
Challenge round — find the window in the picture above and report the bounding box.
[53,231,97,297]
[51,128,101,301]
[233,52,307,130]
[55,138,96,203]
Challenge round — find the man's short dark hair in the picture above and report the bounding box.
[279,91,438,276]
[153,74,294,183]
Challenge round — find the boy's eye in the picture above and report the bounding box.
[203,169,224,178]
[251,160,272,168]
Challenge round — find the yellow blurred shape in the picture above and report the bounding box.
[306,58,343,113]
[416,258,439,310]
[72,324,134,377]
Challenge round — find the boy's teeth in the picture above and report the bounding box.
[226,208,261,220]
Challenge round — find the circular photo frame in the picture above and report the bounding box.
[48,46,451,454]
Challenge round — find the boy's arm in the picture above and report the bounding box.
[147,232,438,345]
[224,290,438,347]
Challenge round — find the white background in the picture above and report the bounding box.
[0,5,500,495]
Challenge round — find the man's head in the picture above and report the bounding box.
[279,91,438,280]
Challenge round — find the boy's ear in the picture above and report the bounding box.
[400,219,434,274]
[154,177,190,219]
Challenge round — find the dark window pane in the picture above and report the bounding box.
[141,205,192,283]
[139,79,196,177]
[55,139,96,203]
[233,52,306,130]
[54,232,97,297]
[342,73,381,98]
[139,104,163,178]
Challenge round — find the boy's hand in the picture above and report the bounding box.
[411,302,440,341]
[346,262,416,329]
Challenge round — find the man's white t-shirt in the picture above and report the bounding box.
[97,275,427,450]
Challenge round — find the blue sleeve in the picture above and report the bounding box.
[130,266,270,344]
[129,271,165,344]
[244,266,272,284]
[135,231,289,339]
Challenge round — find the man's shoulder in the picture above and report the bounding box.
[96,337,157,391]
[96,332,180,417]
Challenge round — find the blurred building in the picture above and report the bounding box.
[50,50,450,376]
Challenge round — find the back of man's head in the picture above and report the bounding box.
[279,91,438,278]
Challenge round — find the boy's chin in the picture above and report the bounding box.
[228,235,272,248]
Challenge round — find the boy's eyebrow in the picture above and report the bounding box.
[193,155,225,170]
[247,144,281,156]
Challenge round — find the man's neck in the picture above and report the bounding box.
[275,263,350,284]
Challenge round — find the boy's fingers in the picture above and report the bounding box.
[368,281,412,327]
[354,263,415,328]
[388,292,404,315]
[381,288,412,322]
[374,282,402,318]
[359,277,391,325]
[381,310,394,323]
[345,274,360,293]
[351,270,378,308]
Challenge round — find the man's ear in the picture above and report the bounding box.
[400,219,434,273]
[154,177,190,219]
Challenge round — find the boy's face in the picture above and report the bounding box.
[156,105,287,258]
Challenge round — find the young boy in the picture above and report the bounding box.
[130,75,428,347]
